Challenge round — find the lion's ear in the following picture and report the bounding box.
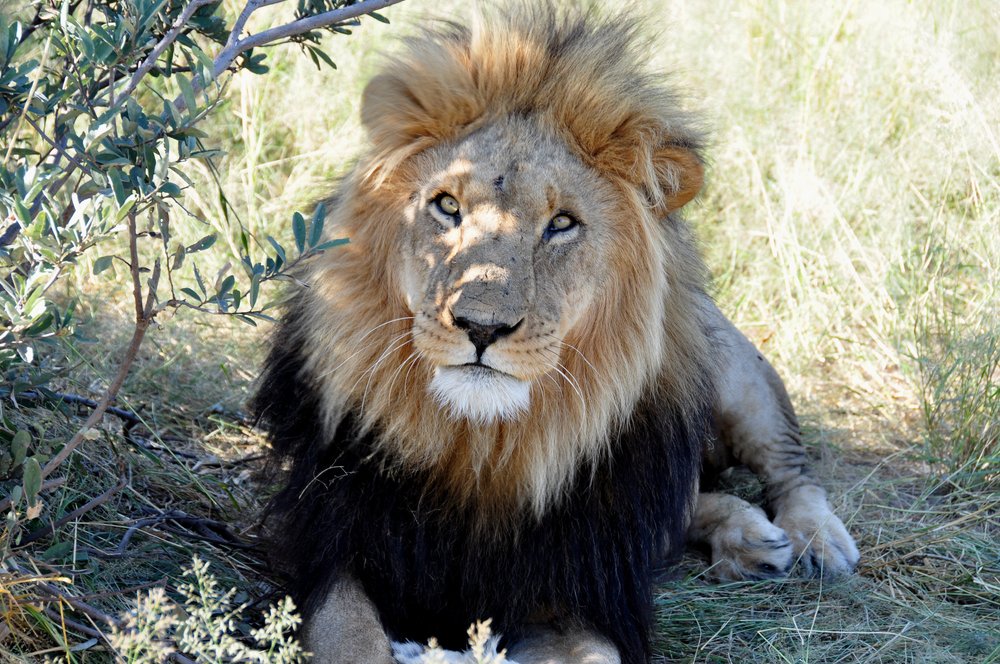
[651,142,704,214]
[360,44,481,169]
[591,117,704,216]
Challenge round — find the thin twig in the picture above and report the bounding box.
[19,572,124,629]
[224,0,288,57]
[2,33,53,166]
[40,212,159,481]
[20,114,91,173]
[115,0,216,107]
[0,478,66,514]
[8,390,142,425]
[41,607,106,640]
[18,477,126,546]
[209,0,405,80]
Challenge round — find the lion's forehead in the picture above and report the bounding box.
[423,118,607,219]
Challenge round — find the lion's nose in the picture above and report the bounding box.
[453,315,523,358]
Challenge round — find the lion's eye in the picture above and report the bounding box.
[434,193,461,220]
[546,213,578,236]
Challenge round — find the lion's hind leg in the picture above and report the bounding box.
[688,492,794,581]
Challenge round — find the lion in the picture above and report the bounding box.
[252,5,860,664]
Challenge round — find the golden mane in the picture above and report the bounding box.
[291,4,713,516]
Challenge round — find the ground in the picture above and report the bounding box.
[1,0,997,662]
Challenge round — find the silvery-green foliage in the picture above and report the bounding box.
[0,0,348,526]
[110,556,307,663]
[0,1,349,400]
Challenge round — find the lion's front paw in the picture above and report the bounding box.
[774,486,860,577]
[707,505,795,581]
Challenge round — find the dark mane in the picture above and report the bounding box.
[254,299,713,664]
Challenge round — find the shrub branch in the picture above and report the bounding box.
[209,0,406,81]
[39,212,160,480]
[115,0,218,107]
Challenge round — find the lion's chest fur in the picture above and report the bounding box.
[257,327,711,664]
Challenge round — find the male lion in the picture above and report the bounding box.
[254,5,859,664]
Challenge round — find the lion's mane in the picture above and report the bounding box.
[254,6,716,663]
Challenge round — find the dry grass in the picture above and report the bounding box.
[2,0,998,661]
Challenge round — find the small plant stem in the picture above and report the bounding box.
[40,212,160,481]
[2,33,52,167]
[220,0,405,70]
[18,477,126,546]
[203,0,406,90]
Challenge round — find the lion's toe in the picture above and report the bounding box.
[774,492,860,578]
[708,507,795,581]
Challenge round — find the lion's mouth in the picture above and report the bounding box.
[429,364,531,422]
[459,361,515,378]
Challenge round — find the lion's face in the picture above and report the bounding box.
[290,7,713,511]
[399,117,620,422]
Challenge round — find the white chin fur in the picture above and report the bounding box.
[430,366,531,423]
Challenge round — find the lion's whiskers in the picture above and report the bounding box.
[556,338,598,375]
[385,348,423,400]
[352,331,415,410]
[541,333,598,377]
[316,316,415,380]
[536,346,587,414]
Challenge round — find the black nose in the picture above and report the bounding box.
[453,316,523,357]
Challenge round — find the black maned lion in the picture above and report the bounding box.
[253,5,859,663]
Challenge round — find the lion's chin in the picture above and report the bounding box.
[429,365,531,423]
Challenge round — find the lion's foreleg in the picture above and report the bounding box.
[701,297,859,577]
[303,573,394,664]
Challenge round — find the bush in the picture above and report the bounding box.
[0,0,404,659]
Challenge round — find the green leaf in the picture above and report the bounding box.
[292,211,306,254]
[309,203,326,247]
[249,272,261,307]
[193,263,206,296]
[23,313,53,336]
[41,541,74,561]
[245,52,269,75]
[266,236,286,264]
[109,170,128,206]
[159,182,182,197]
[114,195,137,223]
[93,256,114,274]
[22,457,41,506]
[187,234,216,253]
[369,11,390,23]
[216,274,235,297]
[12,430,29,467]
[306,45,337,70]
[176,73,197,117]
[172,243,186,270]
[312,238,349,252]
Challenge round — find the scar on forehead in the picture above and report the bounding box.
[493,174,505,192]
[546,185,557,209]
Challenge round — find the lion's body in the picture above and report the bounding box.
[254,5,858,664]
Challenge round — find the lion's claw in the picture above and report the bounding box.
[774,486,860,578]
[707,506,795,581]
